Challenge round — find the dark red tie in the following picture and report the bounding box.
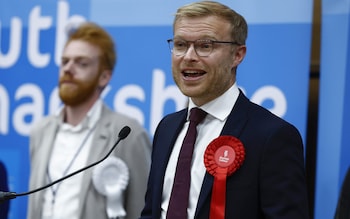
[167,107,207,219]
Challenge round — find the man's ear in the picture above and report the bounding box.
[232,45,247,68]
[99,70,112,88]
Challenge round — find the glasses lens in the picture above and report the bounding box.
[194,40,213,57]
[167,39,213,57]
[171,39,188,56]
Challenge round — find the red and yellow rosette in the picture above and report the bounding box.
[204,136,245,219]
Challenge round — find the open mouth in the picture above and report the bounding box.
[182,70,206,77]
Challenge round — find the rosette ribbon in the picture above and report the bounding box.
[204,136,245,219]
[92,156,129,219]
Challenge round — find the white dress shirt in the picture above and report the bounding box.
[41,99,102,219]
[161,84,240,219]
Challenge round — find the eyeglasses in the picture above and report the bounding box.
[167,39,240,57]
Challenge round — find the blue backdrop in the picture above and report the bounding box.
[0,0,313,218]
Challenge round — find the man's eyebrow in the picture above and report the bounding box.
[61,55,92,60]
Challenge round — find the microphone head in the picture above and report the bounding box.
[119,126,131,140]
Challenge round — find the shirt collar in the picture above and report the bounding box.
[188,83,239,121]
[56,99,103,132]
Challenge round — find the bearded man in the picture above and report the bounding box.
[27,22,151,219]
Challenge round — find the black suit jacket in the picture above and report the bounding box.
[141,91,309,219]
[0,161,9,219]
[334,167,350,219]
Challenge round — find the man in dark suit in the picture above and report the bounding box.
[0,161,9,219]
[140,1,309,218]
[334,167,350,219]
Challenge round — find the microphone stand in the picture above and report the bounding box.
[0,126,131,203]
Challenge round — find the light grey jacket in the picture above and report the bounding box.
[27,104,152,219]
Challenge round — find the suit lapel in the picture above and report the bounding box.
[35,118,60,211]
[161,109,188,157]
[76,105,111,215]
[152,109,187,218]
[195,91,251,217]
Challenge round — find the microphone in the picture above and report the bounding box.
[0,125,131,203]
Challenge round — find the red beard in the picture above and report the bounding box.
[58,74,100,106]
